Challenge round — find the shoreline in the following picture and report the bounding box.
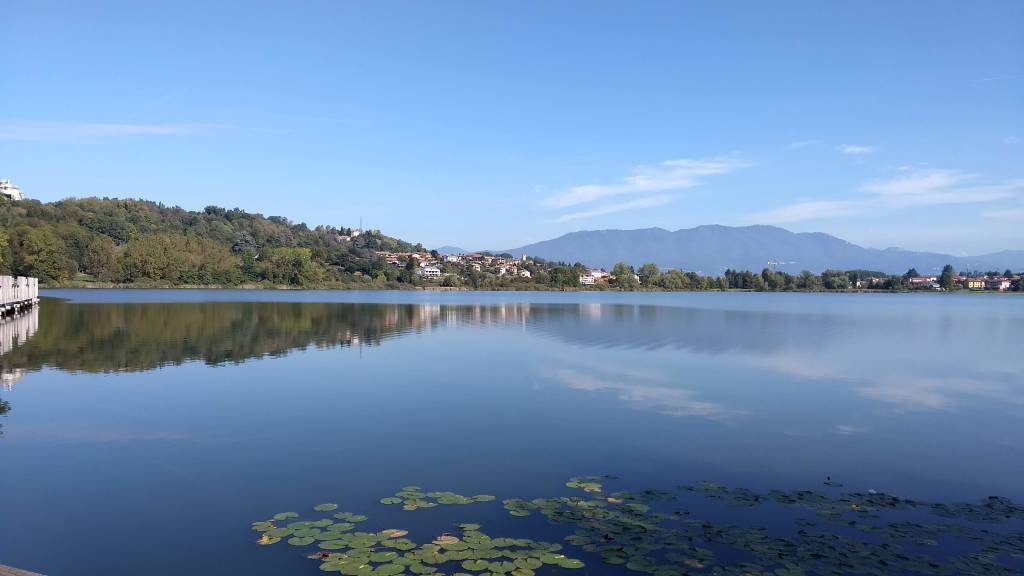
[38,283,1021,295]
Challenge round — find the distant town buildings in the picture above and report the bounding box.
[579,269,611,285]
[381,251,534,280]
[904,275,1021,292]
[0,180,25,201]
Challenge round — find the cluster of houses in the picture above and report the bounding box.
[906,274,1018,291]
[376,251,534,279]
[578,269,613,285]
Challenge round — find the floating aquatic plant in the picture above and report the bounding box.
[250,477,1024,576]
[379,487,497,511]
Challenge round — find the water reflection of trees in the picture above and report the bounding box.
[0,300,837,375]
[0,300,452,374]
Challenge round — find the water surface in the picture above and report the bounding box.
[1,290,1021,575]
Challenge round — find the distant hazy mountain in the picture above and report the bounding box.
[505,225,1024,274]
[434,245,473,255]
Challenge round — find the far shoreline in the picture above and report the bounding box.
[39,282,1022,295]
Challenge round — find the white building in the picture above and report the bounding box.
[580,269,611,285]
[419,266,442,278]
[0,180,25,201]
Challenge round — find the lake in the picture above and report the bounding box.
[1,290,1022,575]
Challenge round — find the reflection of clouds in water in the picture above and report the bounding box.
[835,424,868,435]
[548,366,741,421]
[737,353,1024,412]
[857,375,1024,411]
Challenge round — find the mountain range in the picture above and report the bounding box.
[499,225,1024,275]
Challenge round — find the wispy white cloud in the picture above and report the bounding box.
[749,168,1022,224]
[551,195,674,223]
[981,208,1024,221]
[545,157,749,209]
[839,144,875,155]
[860,169,1019,206]
[860,169,968,196]
[0,121,216,142]
[750,200,863,224]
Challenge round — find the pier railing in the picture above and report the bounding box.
[0,276,39,316]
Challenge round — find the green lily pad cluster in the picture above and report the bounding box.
[380,486,496,511]
[253,512,583,575]
[520,477,1024,576]
[250,477,1024,576]
[564,475,611,494]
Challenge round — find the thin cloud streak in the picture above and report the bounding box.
[551,195,673,223]
[751,200,863,224]
[0,121,218,142]
[861,170,1020,207]
[981,208,1024,221]
[749,168,1022,224]
[545,157,749,209]
[839,144,874,155]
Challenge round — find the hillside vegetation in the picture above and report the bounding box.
[0,197,424,287]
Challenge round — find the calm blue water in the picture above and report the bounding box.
[0,290,1021,575]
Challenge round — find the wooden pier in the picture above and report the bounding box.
[0,276,38,318]
[0,565,46,576]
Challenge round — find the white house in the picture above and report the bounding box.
[419,266,442,278]
[0,180,25,201]
[580,269,610,285]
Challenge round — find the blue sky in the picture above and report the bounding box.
[2,1,1021,254]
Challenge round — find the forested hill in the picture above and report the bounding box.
[0,197,424,286]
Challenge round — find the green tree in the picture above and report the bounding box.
[17,227,76,282]
[0,227,11,274]
[903,268,919,280]
[797,270,821,291]
[547,266,579,289]
[939,264,957,291]
[637,262,661,286]
[821,270,851,290]
[260,247,324,287]
[761,268,784,291]
[611,262,639,291]
[658,269,689,290]
[241,250,259,281]
[84,236,120,281]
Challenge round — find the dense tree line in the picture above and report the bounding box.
[598,262,1023,292]
[1,197,1020,291]
[0,198,424,287]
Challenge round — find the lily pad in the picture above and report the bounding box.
[273,512,300,521]
[462,560,490,571]
[315,503,340,512]
[374,564,405,576]
[289,536,316,546]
